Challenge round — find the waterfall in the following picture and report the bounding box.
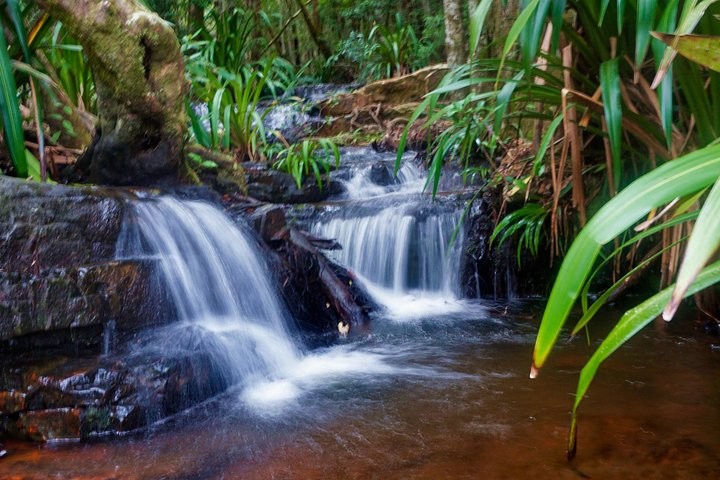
[314,207,463,297]
[118,197,301,386]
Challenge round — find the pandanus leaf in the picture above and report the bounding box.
[567,260,720,458]
[532,143,720,377]
[635,0,656,65]
[469,0,493,59]
[651,0,720,89]
[664,177,720,319]
[0,29,27,177]
[600,58,622,190]
[651,32,720,73]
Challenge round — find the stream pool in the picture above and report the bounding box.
[3,301,718,479]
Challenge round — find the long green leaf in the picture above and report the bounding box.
[651,0,679,149]
[600,58,622,190]
[469,0,493,59]
[652,0,720,88]
[0,28,27,177]
[664,177,720,319]
[520,0,551,66]
[496,0,539,88]
[572,236,687,336]
[635,0,656,65]
[567,260,720,458]
[549,0,566,52]
[532,143,720,375]
[532,112,564,175]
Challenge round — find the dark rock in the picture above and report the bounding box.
[15,408,82,441]
[0,350,225,441]
[264,228,373,338]
[459,190,552,299]
[247,204,287,243]
[368,162,396,186]
[0,177,174,347]
[244,163,343,204]
[0,176,126,274]
[0,260,172,345]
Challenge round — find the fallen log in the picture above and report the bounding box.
[284,228,369,333]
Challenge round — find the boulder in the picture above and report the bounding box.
[0,177,170,347]
[243,163,343,204]
[0,176,125,274]
[0,350,225,441]
[0,260,171,345]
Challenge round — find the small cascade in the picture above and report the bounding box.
[314,207,463,297]
[309,147,469,318]
[118,197,301,386]
[342,160,425,200]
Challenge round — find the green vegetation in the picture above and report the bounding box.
[269,136,340,189]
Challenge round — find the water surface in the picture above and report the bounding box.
[3,302,718,479]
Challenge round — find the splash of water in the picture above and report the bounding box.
[118,197,301,386]
[118,197,403,410]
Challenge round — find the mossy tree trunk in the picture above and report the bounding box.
[35,0,187,185]
[443,0,467,66]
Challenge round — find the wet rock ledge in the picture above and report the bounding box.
[0,177,370,441]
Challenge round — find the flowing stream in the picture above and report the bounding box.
[2,148,719,479]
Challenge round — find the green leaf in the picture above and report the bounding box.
[519,0,551,66]
[572,236,686,336]
[651,0,679,149]
[651,0,720,88]
[635,0,656,65]
[600,58,622,191]
[469,0,493,58]
[532,112,564,175]
[549,0,566,52]
[496,0,539,87]
[567,260,720,458]
[0,28,27,177]
[651,32,720,73]
[532,143,720,375]
[664,177,720,319]
[186,101,211,148]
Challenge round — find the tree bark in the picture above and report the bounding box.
[488,0,520,57]
[294,0,332,58]
[443,0,467,66]
[35,0,187,186]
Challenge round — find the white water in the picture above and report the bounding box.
[312,150,468,319]
[342,161,425,200]
[118,197,405,410]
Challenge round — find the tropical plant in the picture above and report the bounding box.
[270,136,339,189]
[491,202,549,266]
[367,14,418,78]
[0,0,47,180]
[392,0,720,458]
[187,64,275,162]
[508,0,720,460]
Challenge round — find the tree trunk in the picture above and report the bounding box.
[294,0,332,58]
[488,0,520,57]
[443,0,467,66]
[35,0,187,186]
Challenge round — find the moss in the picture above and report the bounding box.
[35,0,187,184]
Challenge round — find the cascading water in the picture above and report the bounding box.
[118,197,301,386]
[311,148,468,318]
[117,196,398,409]
[314,207,463,296]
